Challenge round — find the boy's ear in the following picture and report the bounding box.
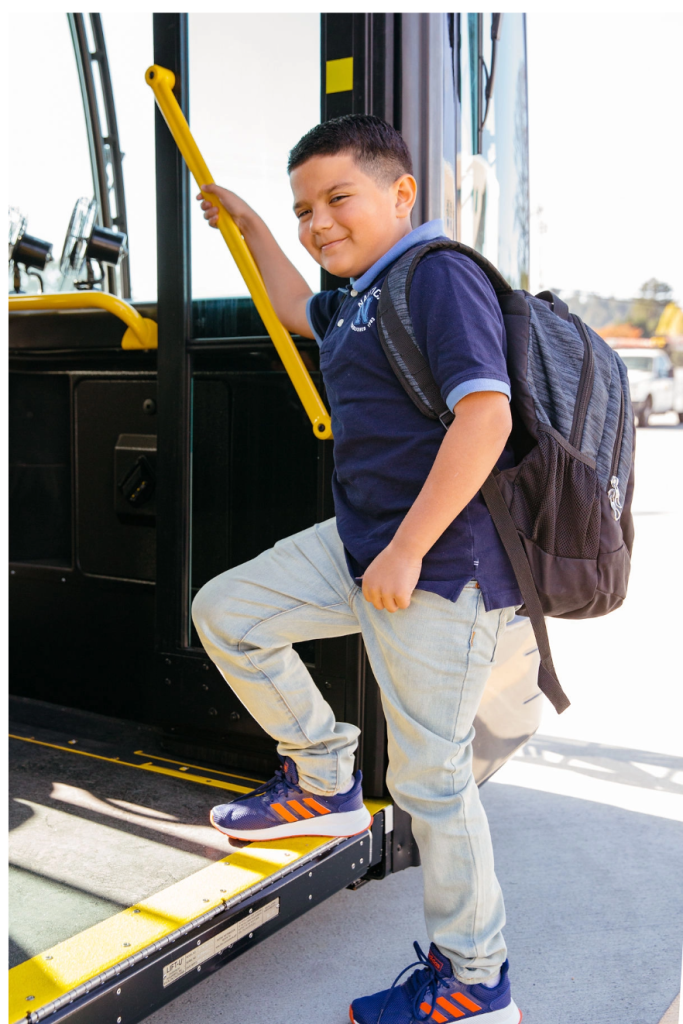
[394,174,417,219]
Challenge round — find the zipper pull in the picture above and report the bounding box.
[608,475,623,521]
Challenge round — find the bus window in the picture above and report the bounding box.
[8,14,93,294]
[100,14,157,301]
[457,15,476,249]
[188,14,321,305]
[458,13,529,289]
[492,14,529,289]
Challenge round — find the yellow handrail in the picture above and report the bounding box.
[145,64,332,440]
[8,292,158,350]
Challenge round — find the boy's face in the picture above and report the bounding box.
[290,152,416,279]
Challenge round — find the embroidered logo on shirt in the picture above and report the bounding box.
[351,288,381,332]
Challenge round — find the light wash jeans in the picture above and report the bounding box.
[192,517,515,983]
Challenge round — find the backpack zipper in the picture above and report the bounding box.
[569,316,595,450]
[608,384,625,521]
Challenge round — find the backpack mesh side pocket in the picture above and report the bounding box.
[510,427,601,560]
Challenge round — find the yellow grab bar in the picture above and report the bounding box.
[145,64,332,440]
[8,292,158,350]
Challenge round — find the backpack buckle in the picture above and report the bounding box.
[439,409,455,430]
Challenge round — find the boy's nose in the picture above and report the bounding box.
[309,207,334,236]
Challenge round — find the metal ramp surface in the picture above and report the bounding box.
[8,701,388,1024]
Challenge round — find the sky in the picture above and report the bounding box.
[8,12,683,305]
[527,12,682,302]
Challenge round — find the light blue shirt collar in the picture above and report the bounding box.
[349,219,445,295]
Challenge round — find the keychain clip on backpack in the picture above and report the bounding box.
[377,240,636,714]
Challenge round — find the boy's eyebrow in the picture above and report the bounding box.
[293,181,357,211]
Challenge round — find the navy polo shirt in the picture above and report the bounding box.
[306,219,522,611]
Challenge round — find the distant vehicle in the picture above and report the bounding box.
[615,347,683,425]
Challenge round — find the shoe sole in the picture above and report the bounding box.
[350,1000,522,1023]
[210,805,373,842]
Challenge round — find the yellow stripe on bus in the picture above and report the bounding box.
[326,56,353,94]
[8,734,253,794]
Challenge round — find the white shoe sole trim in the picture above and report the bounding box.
[211,805,372,842]
[352,998,521,1024]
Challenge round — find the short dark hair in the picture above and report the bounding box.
[287,114,413,186]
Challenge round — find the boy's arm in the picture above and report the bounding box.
[198,184,314,338]
[361,391,512,613]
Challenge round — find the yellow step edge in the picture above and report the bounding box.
[363,798,391,818]
[8,835,331,1023]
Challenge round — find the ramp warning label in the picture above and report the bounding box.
[162,898,280,987]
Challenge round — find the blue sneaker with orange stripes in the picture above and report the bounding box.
[350,943,521,1024]
[210,756,372,842]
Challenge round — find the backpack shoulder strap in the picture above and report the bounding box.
[377,240,513,426]
[480,474,570,713]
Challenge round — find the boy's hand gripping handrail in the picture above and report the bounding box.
[8,292,158,350]
[145,65,333,440]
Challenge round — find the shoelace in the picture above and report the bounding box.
[230,766,301,806]
[377,941,441,1024]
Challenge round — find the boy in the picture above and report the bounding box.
[192,114,523,1024]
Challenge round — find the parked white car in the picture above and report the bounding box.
[615,347,683,426]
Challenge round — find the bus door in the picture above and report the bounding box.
[8,14,536,1023]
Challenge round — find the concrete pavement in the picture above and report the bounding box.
[146,416,683,1024]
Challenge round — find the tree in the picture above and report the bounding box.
[628,280,673,336]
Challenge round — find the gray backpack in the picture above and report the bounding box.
[377,240,636,713]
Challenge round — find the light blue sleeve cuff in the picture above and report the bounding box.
[446,378,511,411]
[306,294,324,346]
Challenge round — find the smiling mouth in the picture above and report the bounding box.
[320,238,347,252]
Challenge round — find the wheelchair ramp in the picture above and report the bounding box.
[8,705,388,1024]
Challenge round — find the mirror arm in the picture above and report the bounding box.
[479,14,503,143]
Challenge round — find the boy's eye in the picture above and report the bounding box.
[330,194,350,204]
[296,208,311,220]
